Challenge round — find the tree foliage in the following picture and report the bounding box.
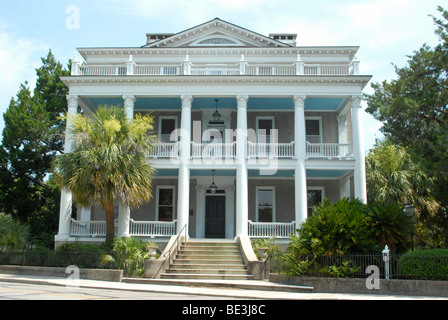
[0,50,69,247]
[364,6,448,206]
[53,106,156,243]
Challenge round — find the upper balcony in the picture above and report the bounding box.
[70,55,360,77]
[148,140,354,161]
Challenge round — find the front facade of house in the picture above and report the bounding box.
[55,18,371,245]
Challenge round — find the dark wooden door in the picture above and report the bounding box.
[205,196,226,238]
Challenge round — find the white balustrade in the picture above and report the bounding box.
[149,142,179,159]
[248,142,295,159]
[306,142,353,159]
[248,220,296,239]
[129,219,177,237]
[70,219,176,237]
[191,142,236,159]
[75,62,354,76]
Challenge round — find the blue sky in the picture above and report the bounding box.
[0,0,443,151]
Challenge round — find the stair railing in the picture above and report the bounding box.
[155,223,187,277]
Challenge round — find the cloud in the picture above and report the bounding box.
[0,24,49,132]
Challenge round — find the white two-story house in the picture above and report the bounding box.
[55,18,371,246]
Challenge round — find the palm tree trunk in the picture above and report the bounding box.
[104,203,115,245]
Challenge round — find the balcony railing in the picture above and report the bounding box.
[74,61,358,77]
[69,219,177,238]
[248,142,295,159]
[248,220,296,239]
[149,142,179,159]
[306,142,353,159]
[191,142,237,159]
[148,142,354,160]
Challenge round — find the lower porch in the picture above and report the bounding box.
[64,168,354,243]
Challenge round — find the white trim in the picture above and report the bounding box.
[255,186,276,222]
[155,185,176,221]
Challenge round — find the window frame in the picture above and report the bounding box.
[255,186,276,222]
[305,116,322,143]
[155,185,176,222]
[307,187,325,217]
[158,116,178,143]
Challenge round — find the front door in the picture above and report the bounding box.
[205,196,226,238]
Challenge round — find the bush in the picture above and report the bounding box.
[293,198,376,255]
[366,203,412,252]
[0,214,29,250]
[102,237,158,277]
[398,249,448,280]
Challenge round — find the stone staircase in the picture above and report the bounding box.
[160,240,254,280]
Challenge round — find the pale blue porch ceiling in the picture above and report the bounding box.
[85,97,348,111]
[154,169,349,179]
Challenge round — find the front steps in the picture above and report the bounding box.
[160,240,254,280]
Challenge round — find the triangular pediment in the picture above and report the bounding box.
[143,18,291,48]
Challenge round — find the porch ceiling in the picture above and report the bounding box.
[154,169,350,179]
[81,96,349,112]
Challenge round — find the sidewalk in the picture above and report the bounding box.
[0,273,445,300]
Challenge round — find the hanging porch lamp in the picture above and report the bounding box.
[209,170,218,194]
[212,99,221,122]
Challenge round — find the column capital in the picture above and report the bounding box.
[66,94,78,114]
[293,95,306,108]
[337,115,348,126]
[351,95,363,108]
[181,94,193,108]
[236,95,249,108]
[123,94,136,106]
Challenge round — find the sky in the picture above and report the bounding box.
[0,0,443,151]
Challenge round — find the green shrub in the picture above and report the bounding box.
[294,198,376,255]
[366,203,412,252]
[0,214,29,250]
[398,249,448,280]
[104,237,158,277]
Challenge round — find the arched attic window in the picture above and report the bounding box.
[190,35,245,47]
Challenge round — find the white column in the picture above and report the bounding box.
[118,94,136,237]
[123,94,135,120]
[177,95,192,235]
[55,94,78,243]
[235,95,249,238]
[293,95,308,228]
[351,95,367,203]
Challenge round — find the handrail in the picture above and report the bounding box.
[155,223,187,277]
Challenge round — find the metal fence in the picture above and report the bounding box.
[269,251,448,281]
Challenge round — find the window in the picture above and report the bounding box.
[306,118,322,143]
[256,117,275,143]
[159,117,177,143]
[157,187,175,221]
[256,187,275,222]
[307,188,324,217]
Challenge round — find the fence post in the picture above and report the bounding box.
[382,245,390,280]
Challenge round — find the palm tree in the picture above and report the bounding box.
[53,106,156,244]
[366,139,440,215]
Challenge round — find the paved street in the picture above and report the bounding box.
[0,281,247,300]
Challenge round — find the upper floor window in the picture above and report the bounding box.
[305,118,322,143]
[159,117,177,143]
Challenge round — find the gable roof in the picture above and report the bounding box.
[142,18,292,48]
